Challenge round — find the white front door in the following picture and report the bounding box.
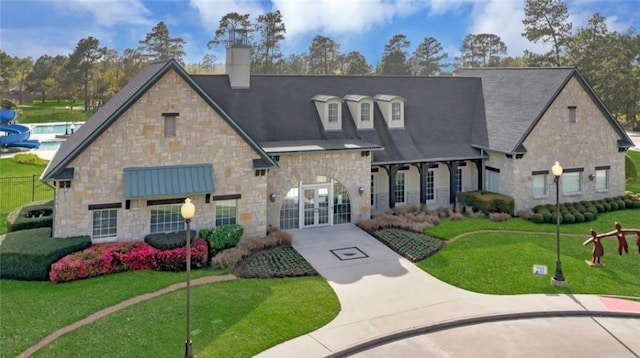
[302,184,331,227]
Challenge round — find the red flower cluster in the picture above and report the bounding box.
[49,238,208,283]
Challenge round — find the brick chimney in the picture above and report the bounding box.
[225,29,250,89]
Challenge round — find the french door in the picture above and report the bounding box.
[302,184,331,227]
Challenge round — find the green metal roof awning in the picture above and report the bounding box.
[124,164,214,199]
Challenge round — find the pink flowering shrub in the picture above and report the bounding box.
[50,238,208,283]
[156,238,208,271]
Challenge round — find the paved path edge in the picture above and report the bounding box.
[325,310,640,358]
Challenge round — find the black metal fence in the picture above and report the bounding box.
[0,175,54,214]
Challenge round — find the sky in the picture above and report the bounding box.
[1,0,639,67]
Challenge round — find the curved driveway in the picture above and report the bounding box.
[256,224,640,357]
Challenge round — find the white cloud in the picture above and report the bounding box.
[63,0,152,27]
[188,0,267,32]
[272,0,425,40]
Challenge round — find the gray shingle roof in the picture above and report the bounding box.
[458,67,576,154]
[192,75,488,164]
[41,60,277,181]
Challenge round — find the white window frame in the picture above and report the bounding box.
[532,173,547,197]
[394,172,406,204]
[595,169,608,191]
[150,204,183,233]
[215,200,237,226]
[455,167,463,192]
[392,102,402,121]
[426,170,435,201]
[328,103,339,123]
[562,172,582,194]
[92,209,118,240]
[360,102,371,122]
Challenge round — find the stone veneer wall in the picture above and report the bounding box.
[53,70,268,240]
[506,76,626,211]
[266,151,371,229]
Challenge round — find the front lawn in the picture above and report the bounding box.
[425,209,640,240]
[24,277,338,358]
[0,158,52,215]
[1,271,338,357]
[627,150,640,193]
[418,232,640,296]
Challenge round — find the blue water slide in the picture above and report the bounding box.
[0,109,17,124]
[0,123,41,149]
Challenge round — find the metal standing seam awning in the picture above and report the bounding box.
[123,164,214,199]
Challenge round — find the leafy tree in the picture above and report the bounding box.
[13,57,34,104]
[200,53,217,73]
[0,50,15,92]
[120,48,147,87]
[253,10,286,74]
[522,0,572,66]
[456,33,507,68]
[282,53,308,74]
[307,35,341,75]
[67,36,106,110]
[378,34,411,75]
[50,55,69,104]
[26,55,54,102]
[341,51,372,75]
[207,12,252,49]
[139,21,186,64]
[568,14,640,125]
[410,37,448,75]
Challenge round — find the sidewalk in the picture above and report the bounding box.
[256,224,640,357]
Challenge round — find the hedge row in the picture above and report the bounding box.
[0,228,91,281]
[6,200,54,233]
[456,191,515,215]
[199,224,244,260]
[530,195,640,224]
[144,230,197,250]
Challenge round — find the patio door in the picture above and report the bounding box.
[302,184,331,227]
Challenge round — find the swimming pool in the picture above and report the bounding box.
[31,122,83,135]
[36,140,64,151]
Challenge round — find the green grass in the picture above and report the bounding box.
[1,269,228,356]
[15,105,94,124]
[27,99,84,108]
[0,158,52,214]
[26,277,338,358]
[627,150,640,193]
[418,232,640,296]
[426,209,640,240]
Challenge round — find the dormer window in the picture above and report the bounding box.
[311,95,342,131]
[374,94,405,128]
[360,102,371,122]
[392,102,401,121]
[328,103,339,122]
[344,94,374,130]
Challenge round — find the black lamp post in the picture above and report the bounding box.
[551,161,566,286]
[180,198,195,358]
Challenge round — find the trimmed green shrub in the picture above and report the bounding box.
[13,153,49,167]
[542,211,553,223]
[603,202,612,211]
[531,213,544,223]
[615,199,626,209]
[6,200,54,232]
[594,203,605,212]
[144,230,197,250]
[562,213,575,224]
[456,191,514,215]
[584,212,595,221]
[0,228,91,281]
[573,212,585,223]
[609,201,619,210]
[199,224,244,259]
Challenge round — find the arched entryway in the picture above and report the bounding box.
[279,176,351,230]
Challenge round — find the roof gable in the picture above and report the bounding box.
[41,59,276,181]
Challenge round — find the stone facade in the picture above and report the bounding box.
[266,151,371,229]
[486,76,627,212]
[53,69,269,240]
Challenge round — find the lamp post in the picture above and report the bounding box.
[65,106,70,135]
[551,161,566,286]
[180,198,195,358]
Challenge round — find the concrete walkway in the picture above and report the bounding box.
[256,224,640,357]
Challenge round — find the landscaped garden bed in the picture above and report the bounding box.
[370,228,444,262]
[236,246,317,278]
